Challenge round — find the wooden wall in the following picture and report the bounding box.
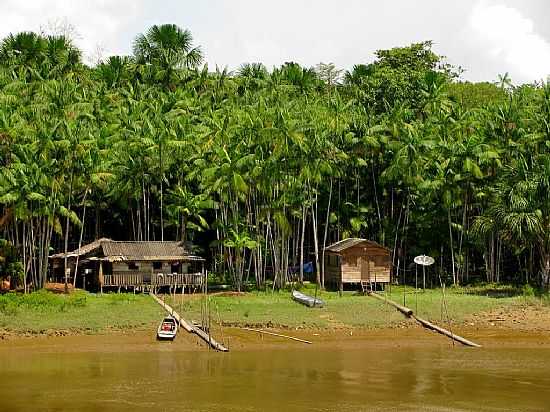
[326,244,391,285]
[324,254,341,286]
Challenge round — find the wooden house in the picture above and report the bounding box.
[324,238,391,291]
[50,239,205,292]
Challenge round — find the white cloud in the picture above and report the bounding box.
[0,0,143,63]
[0,0,549,83]
[467,1,550,83]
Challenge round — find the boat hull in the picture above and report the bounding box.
[292,290,324,308]
[157,317,178,340]
[156,332,177,341]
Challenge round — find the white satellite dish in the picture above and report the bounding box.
[414,255,435,266]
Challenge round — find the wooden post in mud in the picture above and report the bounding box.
[368,292,481,348]
[241,327,312,344]
[150,292,229,352]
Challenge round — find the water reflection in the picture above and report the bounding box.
[1,344,549,411]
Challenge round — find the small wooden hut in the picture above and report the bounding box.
[50,239,204,292]
[324,238,391,292]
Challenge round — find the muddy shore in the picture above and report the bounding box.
[1,323,549,354]
[2,300,549,352]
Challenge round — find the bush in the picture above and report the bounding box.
[0,290,88,314]
[0,239,24,287]
[522,284,536,297]
[0,292,18,315]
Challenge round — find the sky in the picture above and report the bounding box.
[0,0,549,84]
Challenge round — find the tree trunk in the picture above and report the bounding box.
[73,189,89,287]
[311,195,320,287]
[64,173,74,293]
[299,205,306,283]
[321,178,333,288]
[540,246,550,290]
[447,208,456,286]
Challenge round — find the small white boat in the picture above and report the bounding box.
[157,316,178,340]
[292,290,324,308]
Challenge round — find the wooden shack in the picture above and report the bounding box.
[324,238,391,291]
[50,239,204,292]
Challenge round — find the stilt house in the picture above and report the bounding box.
[50,239,204,292]
[324,238,391,291]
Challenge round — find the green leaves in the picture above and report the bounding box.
[232,173,248,194]
[463,157,483,179]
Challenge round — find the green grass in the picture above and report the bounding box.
[166,283,547,329]
[0,290,164,334]
[1,284,547,334]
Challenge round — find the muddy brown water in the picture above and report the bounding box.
[1,328,549,411]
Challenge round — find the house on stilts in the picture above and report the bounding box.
[49,239,205,292]
[324,238,391,292]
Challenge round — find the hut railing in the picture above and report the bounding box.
[103,272,203,287]
[151,272,203,286]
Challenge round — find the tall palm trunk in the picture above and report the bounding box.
[447,208,456,286]
[321,178,333,288]
[299,205,306,283]
[64,172,74,293]
[73,189,89,287]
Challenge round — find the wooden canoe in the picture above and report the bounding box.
[292,290,324,308]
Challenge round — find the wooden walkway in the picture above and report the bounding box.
[150,293,229,352]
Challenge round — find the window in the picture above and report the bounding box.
[128,262,139,270]
[153,262,162,270]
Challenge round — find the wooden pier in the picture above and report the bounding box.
[150,293,229,352]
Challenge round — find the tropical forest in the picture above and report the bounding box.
[1,24,549,293]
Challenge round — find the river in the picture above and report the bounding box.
[0,329,549,411]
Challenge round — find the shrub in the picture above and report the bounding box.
[522,284,536,297]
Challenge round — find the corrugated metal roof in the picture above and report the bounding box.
[324,238,389,253]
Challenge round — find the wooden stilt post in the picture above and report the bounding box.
[99,261,104,295]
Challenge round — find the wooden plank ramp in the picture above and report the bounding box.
[368,292,481,348]
[150,293,229,352]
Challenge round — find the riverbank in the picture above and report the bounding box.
[1,326,549,354]
[1,285,549,340]
[0,290,163,338]
[164,284,550,331]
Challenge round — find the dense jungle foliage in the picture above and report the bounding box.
[0,24,549,291]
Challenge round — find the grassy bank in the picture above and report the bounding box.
[1,284,548,336]
[0,290,163,335]
[165,284,549,329]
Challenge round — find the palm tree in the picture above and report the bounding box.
[133,24,203,88]
[0,32,47,80]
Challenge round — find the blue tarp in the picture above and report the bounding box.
[289,262,314,274]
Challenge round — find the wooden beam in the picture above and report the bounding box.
[412,315,482,348]
[368,292,481,348]
[150,293,229,352]
[241,327,312,344]
[368,291,413,316]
